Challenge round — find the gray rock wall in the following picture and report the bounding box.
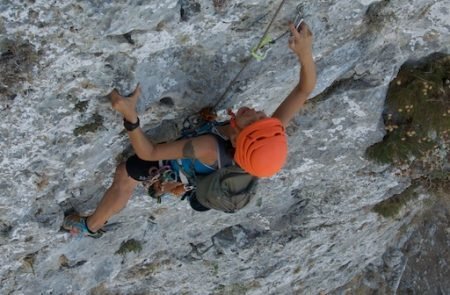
[0,0,449,294]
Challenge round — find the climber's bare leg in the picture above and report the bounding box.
[86,163,139,232]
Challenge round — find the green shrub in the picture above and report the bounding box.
[373,185,417,218]
[366,54,450,164]
[73,113,104,136]
[367,54,450,218]
[115,239,142,255]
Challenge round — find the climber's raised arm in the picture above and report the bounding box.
[272,22,316,127]
[109,85,218,165]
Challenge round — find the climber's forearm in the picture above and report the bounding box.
[297,54,316,96]
[127,127,157,160]
[272,55,316,126]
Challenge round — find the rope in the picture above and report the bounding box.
[213,57,252,109]
[212,0,289,109]
[254,0,288,53]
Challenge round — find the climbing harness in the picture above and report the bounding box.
[144,113,228,204]
[143,164,192,203]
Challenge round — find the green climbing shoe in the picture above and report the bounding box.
[62,214,104,239]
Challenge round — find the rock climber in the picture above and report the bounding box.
[63,22,316,238]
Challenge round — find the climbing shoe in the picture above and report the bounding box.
[62,214,104,239]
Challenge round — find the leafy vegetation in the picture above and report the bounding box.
[73,113,104,136]
[0,38,40,100]
[74,100,89,112]
[373,185,418,218]
[115,239,142,255]
[367,54,450,164]
[367,53,449,217]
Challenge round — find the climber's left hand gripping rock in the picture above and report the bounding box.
[109,83,141,123]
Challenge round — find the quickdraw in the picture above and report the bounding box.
[250,0,287,62]
[213,0,304,109]
[144,165,192,204]
[251,35,274,61]
[251,7,304,61]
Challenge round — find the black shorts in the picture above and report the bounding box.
[125,155,210,212]
[125,155,160,182]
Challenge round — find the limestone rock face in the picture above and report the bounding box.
[0,0,449,294]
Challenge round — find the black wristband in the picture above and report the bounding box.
[123,117,140,131]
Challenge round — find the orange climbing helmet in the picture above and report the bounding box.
[234,118,288,177]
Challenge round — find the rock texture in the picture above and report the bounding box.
[332,191,450,295]
[0,0,449,294]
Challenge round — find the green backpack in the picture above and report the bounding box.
[193,164,258,213]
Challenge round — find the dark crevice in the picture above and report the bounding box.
[122,32,135,45]
[311,76,372,103]
[179,0,201,22]
[159,96,175,106]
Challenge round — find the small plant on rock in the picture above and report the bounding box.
[115,239,142,255]
[366,53,450,217]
